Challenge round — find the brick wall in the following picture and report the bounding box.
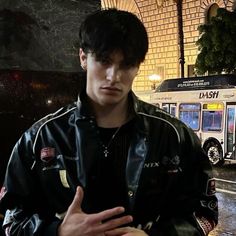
[102,0,235,92]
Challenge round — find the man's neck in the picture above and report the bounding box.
[90,99,132,128]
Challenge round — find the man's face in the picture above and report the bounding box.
[79,49,139,107]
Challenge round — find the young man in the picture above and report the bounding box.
[0,8,218,236]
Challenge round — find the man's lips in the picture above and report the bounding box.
[101,86,121,92]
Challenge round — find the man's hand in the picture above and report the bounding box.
[58,186,133,236]
[105,227,148,236]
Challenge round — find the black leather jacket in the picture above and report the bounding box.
[0,91,218,236]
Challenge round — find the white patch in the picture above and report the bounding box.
[59,170,70,188]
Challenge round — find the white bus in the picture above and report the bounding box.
[149,74,236,166]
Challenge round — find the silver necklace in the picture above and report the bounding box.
[102,126,122,157]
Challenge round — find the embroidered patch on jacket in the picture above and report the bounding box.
[59,170,70,188]
[40,147,55,162]
[206,178,216,196]
[0,186,6,201]
[196,216,215,235]
[162,155,180,166]
[208,200,218,210]
[162,155,181,173]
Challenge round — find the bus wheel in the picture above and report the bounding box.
[205,142,224,166]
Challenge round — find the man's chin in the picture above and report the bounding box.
[99,97,121,106]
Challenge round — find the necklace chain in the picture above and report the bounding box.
[102,126,121,158]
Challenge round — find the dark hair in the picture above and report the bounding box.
[79,8,148,66]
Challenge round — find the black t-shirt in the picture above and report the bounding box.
[84,120,134,214]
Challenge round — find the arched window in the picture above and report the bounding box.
[101,0,142,21]
[206,3,219,23]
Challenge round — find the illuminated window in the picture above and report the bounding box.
[187,65,196,77]
[202,103,223,132]
[206,3,219,23]
[179,103,201,130]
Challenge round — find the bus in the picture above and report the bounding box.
[149,74,236,166]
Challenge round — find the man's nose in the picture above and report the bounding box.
[106,66,121,83]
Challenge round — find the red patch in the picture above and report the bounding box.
[40,147,55,162]
[206,179,216,196]
[0,186,6,201]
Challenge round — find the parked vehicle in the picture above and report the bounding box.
[149,75,236,166]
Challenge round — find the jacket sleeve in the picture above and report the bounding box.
[185,127,218,235]
[151,125,218,236]
[172,126,218,236]
[0,133,61,236]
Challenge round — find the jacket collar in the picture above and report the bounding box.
[75,89,142,117]
[75,89,95,119]
[75,89,147,135]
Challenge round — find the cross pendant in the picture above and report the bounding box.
[104,148,109,158]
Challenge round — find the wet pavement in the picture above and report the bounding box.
[209,192,236,236]
[209,162,236,236]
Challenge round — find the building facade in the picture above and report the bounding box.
[101,0,236,92]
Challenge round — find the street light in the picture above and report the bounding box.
[149,74,161,90]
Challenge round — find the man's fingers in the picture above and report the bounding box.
[105,227,148,236]
[105,227,132,235]
[67,186,84,214]
[83,206,132,230]
[97,215,133,232]
[93,207,126,222]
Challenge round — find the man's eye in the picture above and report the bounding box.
[120,63,133,70]
[99,59,110,65]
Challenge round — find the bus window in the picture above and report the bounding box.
[162,103,177,116]
[162,104,168,113]
[202,103,223,132]
[170,106,176,116]
[179,103,200,130]
[226,106,236,152]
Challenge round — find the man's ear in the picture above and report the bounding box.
[79,48,87,70]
